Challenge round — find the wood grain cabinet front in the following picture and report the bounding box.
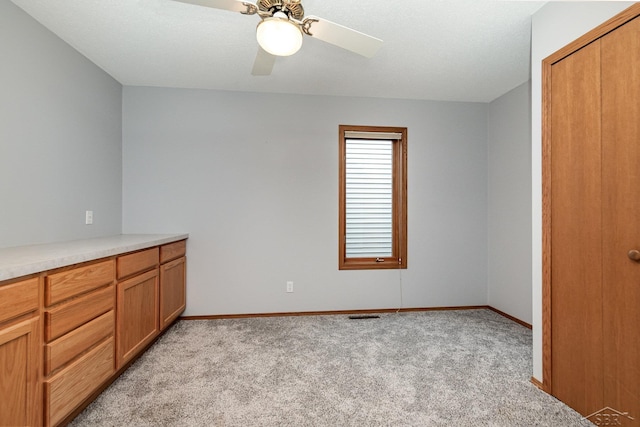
[44,285,115,342]
[45,338,114,427]
[159,240,187,331]
[45,310,115,376]
[0,317,40,427]
[0,276,41,427]
[45,260,114,307]
[0,277,39,324]
[160,240,186,264]
[116,269,159,369]
[117,247,159,280]
[42,260,116,427]
[160,256,186,330]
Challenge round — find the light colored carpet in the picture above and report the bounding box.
[70,309,592,426]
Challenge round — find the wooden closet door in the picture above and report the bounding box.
[601,16,640,426]
[550,40,604,416]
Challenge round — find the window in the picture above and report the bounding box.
[339,125,407,270]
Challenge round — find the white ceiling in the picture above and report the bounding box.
[11,0,547,102]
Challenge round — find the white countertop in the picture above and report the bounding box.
[0,234,189,282]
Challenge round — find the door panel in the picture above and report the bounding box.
[0,318,39,427]
[601,16,640,426]
[116,269,159,368]
[160,257,186,330]
[550,40,604,416]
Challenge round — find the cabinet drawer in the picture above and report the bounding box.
[45,285,114,342]
[45,310,114,376]
[45,338,114,427]
[117,247,158,279]
[45,260,115,307]
[160,240,186,263]
[0,277,39,324]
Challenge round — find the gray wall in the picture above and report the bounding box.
[487,82,531,324]
[122,87,488,316]
[3,0,535,323]
[0,1,122,249]
[530,1,634,381]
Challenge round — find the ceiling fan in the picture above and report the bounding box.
[173,0,383,76]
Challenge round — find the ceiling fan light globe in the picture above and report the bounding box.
[256,17,303,57]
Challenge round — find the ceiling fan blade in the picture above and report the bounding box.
[172,0,257,14]
[302,16,382,58]
[251,47,276,76]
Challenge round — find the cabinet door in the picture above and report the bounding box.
[0,317,40,427]
[116,269,159,368]
[160,256,186,330]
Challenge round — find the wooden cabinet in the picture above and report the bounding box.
[115,242,188,367]
[45,260,113,306]
[117,247,159,280]
[160,257,186,330]
[0,276,39,323]
[0,237,186,426]
[45,285,114,342]
[117,268,159,368]
[45,339,114,427]
[45,311,114,376]
[0,277,41,427]
[543,7,640,426]
[160,240,186,331]
[115,248,161,369]
[0,317,40,427]
[160,240,186,264]
[42,260,115,427]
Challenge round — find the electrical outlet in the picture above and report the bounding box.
[85,210,93,225]
[286,281,293,293]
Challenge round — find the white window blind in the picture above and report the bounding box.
[345,138,393,258]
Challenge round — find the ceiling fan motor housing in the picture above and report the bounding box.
[257,0,304,20]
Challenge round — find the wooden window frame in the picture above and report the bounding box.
[339,125,407,270]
